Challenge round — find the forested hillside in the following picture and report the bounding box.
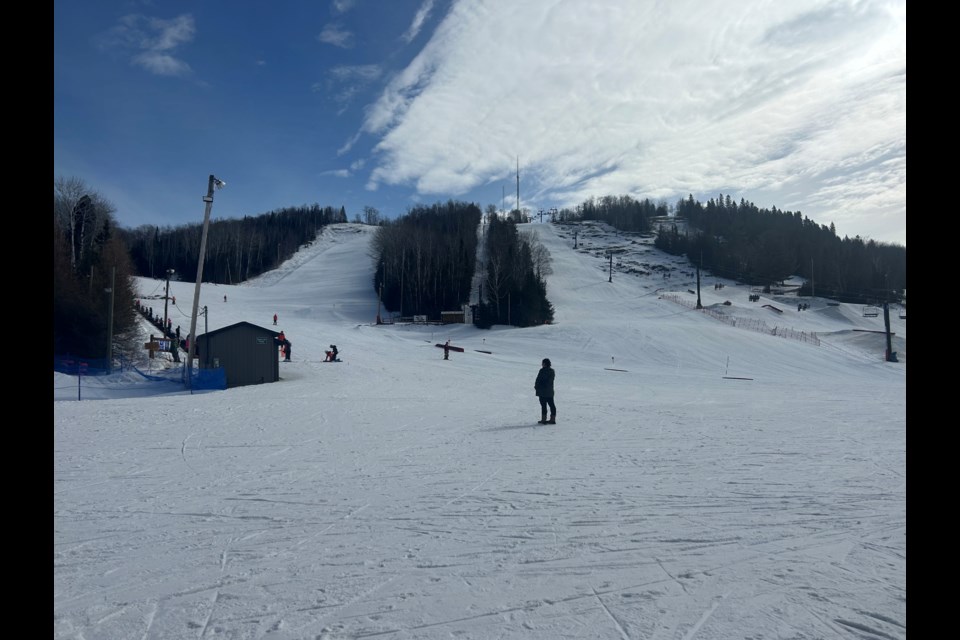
[119,204,348,285]
[473,214,554,328]
[666,194,906,304]
[54,178,139,359]
[371,201,481,321]
[54,174,905,360]
[555,193,906,305]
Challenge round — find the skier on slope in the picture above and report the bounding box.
[534,358,556,424]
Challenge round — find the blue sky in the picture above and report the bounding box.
[54,0,906,245]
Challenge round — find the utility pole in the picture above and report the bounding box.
[202,305,209,367]
[608,252,613,283]
[695,250,703,309]
[377,283,383,323]
[883,302,898,362]
[516,156,520,217]
[811,257,815,297]
[186,174,225,389]
[105,266,115,372]
[163,268,174,332]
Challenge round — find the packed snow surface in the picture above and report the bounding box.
[54,222,906,639]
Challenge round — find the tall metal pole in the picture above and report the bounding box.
[186,175,224,388]
[696,250,703,309]
[516,156,520,216]
[811,258,815,297]
[204,305,209,367]
[377,283,383,324]
[883,302,898,362]
[105,266,115,372]
[163,269,173,333]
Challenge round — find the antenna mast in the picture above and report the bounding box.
[516,156,520,216]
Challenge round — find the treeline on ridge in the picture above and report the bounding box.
[371,201,481,321]
[473,215,554,328]
[370,202,554,328]
[55,173,905,360]
[554,193,906,305]
[119,204,348,284]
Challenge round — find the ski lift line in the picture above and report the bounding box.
[565,219,904,302]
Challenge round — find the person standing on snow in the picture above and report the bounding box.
[535,358,556,424]
[273,313,278,325]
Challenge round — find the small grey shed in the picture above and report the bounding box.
[196,321,282,388]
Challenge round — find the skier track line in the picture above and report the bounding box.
[681,595,724,640]
[591,585,631,640]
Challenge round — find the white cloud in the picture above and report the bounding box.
[329,64,383,83]
[402,0,435,43]
[132,52,192,76]
[323,65,384,113]
[318,23,354,48]
[332,0,356,14]
[338,131,363,156]
[361,0,906,244]
[97,13,196,77]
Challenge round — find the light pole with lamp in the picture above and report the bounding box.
[185,175,226,389]
[163,268,175,334]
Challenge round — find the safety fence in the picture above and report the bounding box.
[54,355,226,400]
[660,293,820,346]
[54,354,133,375]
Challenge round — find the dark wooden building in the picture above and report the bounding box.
[197,321,281,388]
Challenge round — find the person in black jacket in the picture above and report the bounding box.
[534,358,556,424]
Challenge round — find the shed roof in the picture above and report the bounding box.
[200,321,282,339]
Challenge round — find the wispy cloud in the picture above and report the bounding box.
[402,0,435,44]
[318,23,354,48]
[361,0,906,243]
[338,130,363,156]
[321,64,384,113]
[329,64,383,83]
[97,13,196,77]
[332,0,357,15]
